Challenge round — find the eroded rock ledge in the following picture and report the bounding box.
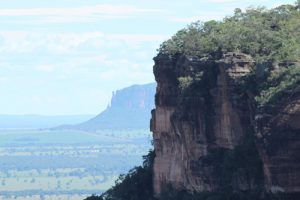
[150,52,300,197]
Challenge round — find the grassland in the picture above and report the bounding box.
[0,129,152,200]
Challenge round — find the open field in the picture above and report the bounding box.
[0,129,152,200]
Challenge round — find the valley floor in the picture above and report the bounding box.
[0,129,152,200]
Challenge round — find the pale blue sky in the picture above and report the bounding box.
[0,0,296,115]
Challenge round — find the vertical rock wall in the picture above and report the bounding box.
[256,93,300,193]
[151,53,254,194]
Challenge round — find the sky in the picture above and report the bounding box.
[0,0,296,115]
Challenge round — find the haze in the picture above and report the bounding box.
[0,0,294,115]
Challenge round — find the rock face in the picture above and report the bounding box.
[256,89,300,193]
[82,83,156,130]
[151,52,300,197]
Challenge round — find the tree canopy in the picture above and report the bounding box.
[159,2,300,63]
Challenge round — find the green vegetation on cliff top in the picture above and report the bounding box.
[159,2,300,62]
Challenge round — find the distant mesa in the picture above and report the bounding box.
[55,82,156,131]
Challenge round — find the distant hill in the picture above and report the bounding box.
[56,83,156,130]
[0,115,94,129]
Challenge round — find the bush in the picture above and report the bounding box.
[256,64,300,105]
[84,150,155,200]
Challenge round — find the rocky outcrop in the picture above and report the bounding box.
[79,82,156,130]
[56,83,156,130]
[151,52,300,197]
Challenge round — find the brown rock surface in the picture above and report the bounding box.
[151,53,255,194]
[151,52,300,197]
[256,93,300,193]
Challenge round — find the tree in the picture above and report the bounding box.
[84,150,155,200]
[296,0,300,8]
[158,4,300,63]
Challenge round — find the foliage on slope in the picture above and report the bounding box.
[84,150,155,200]
[256,62,300,105]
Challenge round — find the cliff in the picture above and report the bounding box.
[151,52,300,198]
[56,83,156,130]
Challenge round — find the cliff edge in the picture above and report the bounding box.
[151,52,300,198]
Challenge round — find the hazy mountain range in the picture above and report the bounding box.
[55,83,156,130]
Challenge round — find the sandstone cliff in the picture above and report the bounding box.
[151,52,300,198]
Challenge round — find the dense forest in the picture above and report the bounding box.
[85,2,300,200]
